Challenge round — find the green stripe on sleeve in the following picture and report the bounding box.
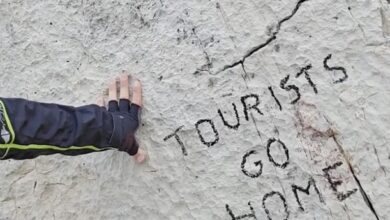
[0,144,114,159]
[0,100,15,144]
[0,144,109,151]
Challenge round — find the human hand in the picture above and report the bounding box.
[97,74,147,163]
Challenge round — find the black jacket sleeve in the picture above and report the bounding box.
[0,98,140,160]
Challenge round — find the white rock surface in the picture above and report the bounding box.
[0,0,390,219]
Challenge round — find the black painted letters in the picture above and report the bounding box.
[241,150,263,178]
[295,64,318,94]
[323,54,348,84]
[241,94,263,121]
[262,191,289,220]
[291,177,324,211]
[218,103,240,130]
[268,86,282,111]
[226,202,258,220]
[163,126,188,156]
[266,138,289,169]
[195,119,219,147]
[322,161,357,201]
[280,75,301,104]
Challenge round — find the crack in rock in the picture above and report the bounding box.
[332,135,381,220]
[195,0,310,75]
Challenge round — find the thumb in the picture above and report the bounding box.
[134,148,147,163]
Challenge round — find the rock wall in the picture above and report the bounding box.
[0,0,390,219]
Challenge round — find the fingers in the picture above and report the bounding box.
[119,74,130,112]
[119,74,130,100]
[131,78,143,107]
[129,77,142,120]
[108,78,118,101]
[119,99,131,112]
[129,103,141,120]
[108,78,119,112]
[106,74,142,113]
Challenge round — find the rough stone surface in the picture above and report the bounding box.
[0,0,390,219]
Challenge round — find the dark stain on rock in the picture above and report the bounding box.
[274,44,280,52]
[208,79,214,87]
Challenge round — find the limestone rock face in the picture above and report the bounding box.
[0,0,389,219]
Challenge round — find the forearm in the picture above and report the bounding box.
[0,98,114,159]
[2,97,114,146]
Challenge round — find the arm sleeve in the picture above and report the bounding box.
[0,98,138,160]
